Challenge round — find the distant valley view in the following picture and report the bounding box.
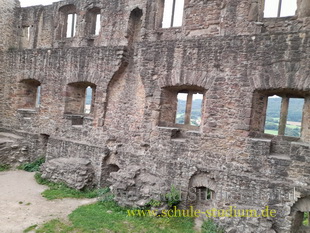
[175,97,304,137]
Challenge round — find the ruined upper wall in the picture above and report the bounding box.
[11,0,310,50]
[0,0,20,51]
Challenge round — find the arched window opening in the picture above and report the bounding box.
[161,0,184,28]
[17,79,41,110]
[86,8,101,36]
[66,13,77,38]
[65,82,96,115]
[84,86,93,114]
[56,5,77,39]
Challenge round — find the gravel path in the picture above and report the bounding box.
[0,170,96,233]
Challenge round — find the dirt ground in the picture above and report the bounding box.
[0,170,96,233]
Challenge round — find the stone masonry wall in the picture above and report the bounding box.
[0,0,310,232]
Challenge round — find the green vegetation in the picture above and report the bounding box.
[34,173,107,200]
[176,95,304,136]
[0,164,10,172]
[30,180,225,233]
[23,224,38,233]
[165,185,181,208]
[265,97,304,122]
[264,129,278,135]
[201,219,225,233]
[146,199,163,208]
[264,97,304,137]
[35,201,195,233]
[264,117,302,137]
[176,99,202,126]
[303,212,309,226]
[18,157,45,172]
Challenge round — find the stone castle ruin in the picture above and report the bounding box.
[0,0,309,232]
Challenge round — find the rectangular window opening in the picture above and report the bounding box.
[284,98,304,137]
[95,14,101,35]
[190,93,203,126]
[66,13,77,38]
[162,0,184,28]
[280,0,297,17]
[36,86,41,108]
[22,26,30,40]
[176,92,187,124]
[84,86,92,114]
[264,0,297,18]
[264,95,281,135]
[28,27,30,40]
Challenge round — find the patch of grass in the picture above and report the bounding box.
[36,201,195,233]
[264,129,278,135]
[146,199,163,208]
[17,157,45,172]
[303,212,309,226]
[36,219,73,233]
[23,224,38,233]
[34,173,107,200]
[165,185,181,208]
[201,219,225,233]
[0,164,10,172]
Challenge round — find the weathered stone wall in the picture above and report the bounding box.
[0,130,46,166]
[0,0,309,232]
[0,0,20,127]
[41,157,96,190]
[0,0,20,51]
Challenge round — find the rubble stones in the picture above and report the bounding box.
[40,158,95,190]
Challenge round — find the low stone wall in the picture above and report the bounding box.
[0,131,33,166]
[40,157,95,190]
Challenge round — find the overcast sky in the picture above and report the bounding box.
[21,0,297,18]
[20,0,56,7]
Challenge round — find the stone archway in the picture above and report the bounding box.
[290,196,310,232]
[187,172,217,209]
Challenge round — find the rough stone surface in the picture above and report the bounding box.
[40,158,95,190]
[0,131,41,166]
[109,165,169,207]
[0,0,309,232]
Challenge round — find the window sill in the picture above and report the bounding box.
[17,108,38,113]
[261,133,301,142]
[157,126,201,140]
[263,15,297,21]
[64,113,92,118]
[17,109,38,117]
[17,108,39,117]
[88,35,99,39]
[250,131,301,142]
[64,114,93,126]
[174,123,200,131]
[159,26,182,30]
[156,27,182,33]
[157,126,200,132]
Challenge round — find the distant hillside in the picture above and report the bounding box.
[85,88,92,105]
[176,99,202,125]
[266,97,304,122]
[176,97,304,135]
